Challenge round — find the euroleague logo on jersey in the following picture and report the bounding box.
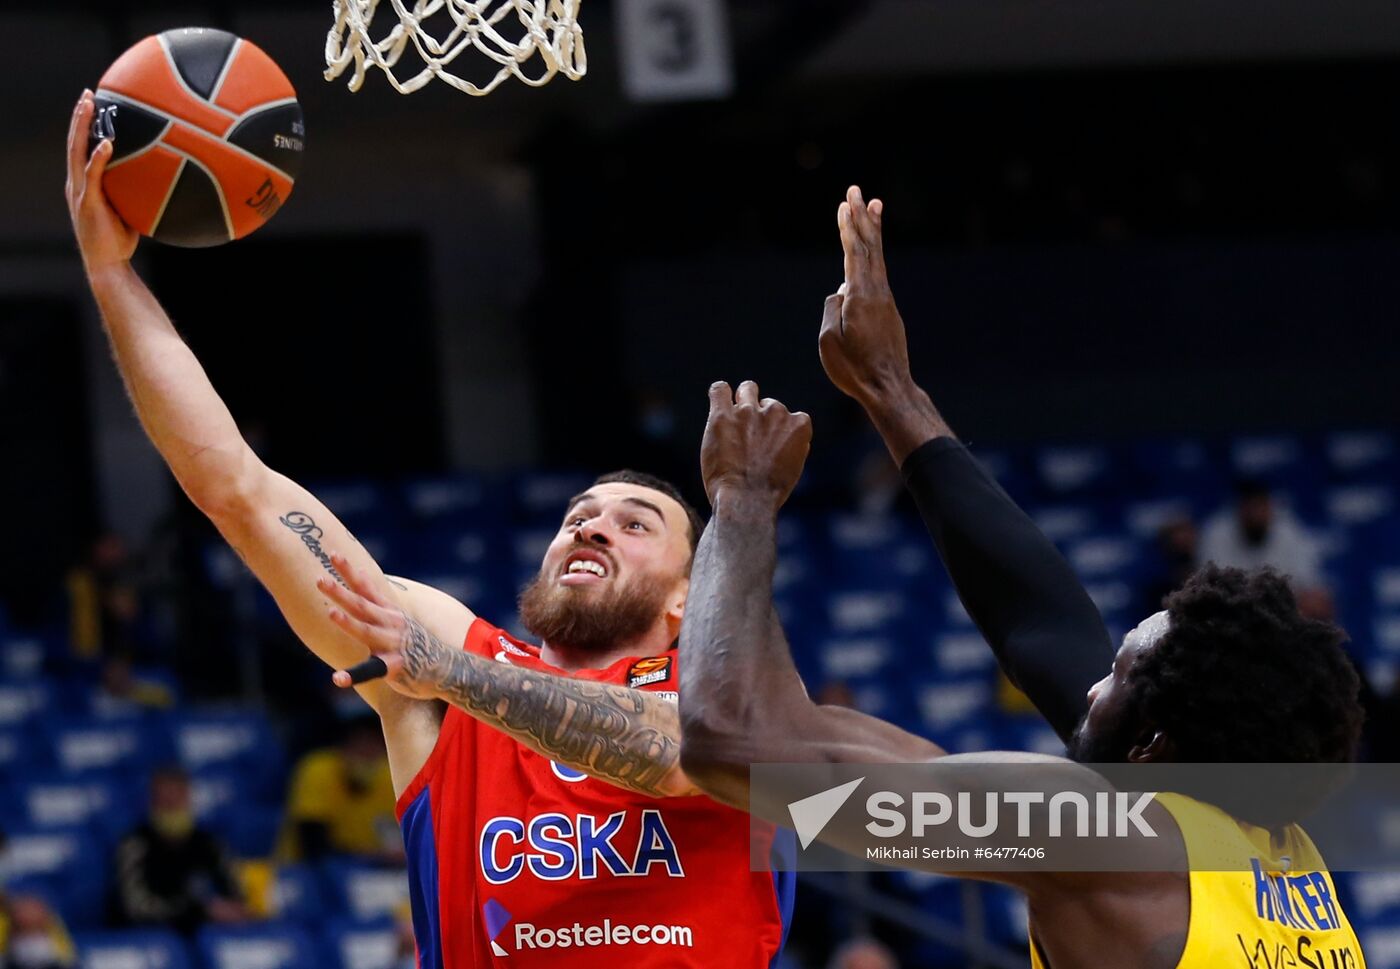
[627,656,673,688]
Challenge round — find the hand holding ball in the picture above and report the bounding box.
[94,27,304,247]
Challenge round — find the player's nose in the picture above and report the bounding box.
[575,518,612,546]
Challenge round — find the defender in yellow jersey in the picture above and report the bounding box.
[668,189,1370,969]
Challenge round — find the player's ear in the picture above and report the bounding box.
[1127,729,1173,764]
[665,578,689,626]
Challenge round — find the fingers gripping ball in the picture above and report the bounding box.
[93,27,305,247]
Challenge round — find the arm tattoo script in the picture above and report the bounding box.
[279,511,348,587]
[399,616,684,797]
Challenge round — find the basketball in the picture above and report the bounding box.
[93,27,304,248]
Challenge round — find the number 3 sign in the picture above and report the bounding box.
[617,0,734,101]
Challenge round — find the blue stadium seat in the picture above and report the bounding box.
[220,805,284,860]
[1120,497,1197,539]
[1362,926,1400,969]
[172,712,282,795]
[825,514,934,584]
[15,774,141,844]
[322,917,401,969]
[819,636,900,683]
[269,864,327,925]
[1027,505,1101,544]
[0,826,107,926]
[0,724,49,780]
[320,861,411,921]
[304,481,399,532]
[1033,444,1118,498]
[916,679,995,736]
[930,632,998,679]
[1065,536,1143,581]
[0,635,48,681]
[824,589,914,636]
[511,471,593,523]
[74,930,192,969]
[1345,872,1400,925]
[1327,485,1396,528]
[197,923,320,969]
[1229,435,1311,481]
[45,718,170,775]
[1125,438,1219,495]
[0,681,52,727]
[1326,430,1397,481]
[401,475,494,525]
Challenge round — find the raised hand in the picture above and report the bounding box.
[700,380,812,508]
[65,91,139,273]
[318,553,449,701]
[818,185,915,406]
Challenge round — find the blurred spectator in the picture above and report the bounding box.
[1200,480,1323,589]
[65,532,143,662]
[0,895,75,969]
[91,652,174,717]
[278,716,401,864]
[1139,516,1199,615]
[112,767,248,934]
[828,936,899,969]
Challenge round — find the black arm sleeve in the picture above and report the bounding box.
[901,437,1115,742]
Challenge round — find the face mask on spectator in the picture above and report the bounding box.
[150,808,195,839]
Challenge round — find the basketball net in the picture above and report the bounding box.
[325,0,586,95]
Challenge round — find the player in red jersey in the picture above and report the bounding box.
[66,92,792,967]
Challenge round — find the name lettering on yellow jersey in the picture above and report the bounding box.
[1251,859,1340,932]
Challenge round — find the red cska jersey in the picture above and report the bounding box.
[396,618,795,968]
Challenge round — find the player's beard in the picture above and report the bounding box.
[517,567,673,655]
[1066,711,1136,764]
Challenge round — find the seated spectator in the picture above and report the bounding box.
[278,715,401,864]
[91,652,174,717]
[65,532,143,663]
[112,767,248,934]
[0,895,75,969]
[828,936,899,969]
[1200,480,1328,607]
[1139,515,1199,615]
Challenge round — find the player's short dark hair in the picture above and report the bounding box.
[1136,565,1362,764]
[593,470,706,556]
[1131,565,1363,825]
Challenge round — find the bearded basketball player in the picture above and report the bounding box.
[66,91,793,967]
[322,187,1370,969]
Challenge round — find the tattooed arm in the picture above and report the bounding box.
[319,555,696,798]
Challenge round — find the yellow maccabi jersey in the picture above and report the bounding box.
[1030,791,1365,969]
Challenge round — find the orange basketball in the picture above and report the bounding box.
[94,27,305,248]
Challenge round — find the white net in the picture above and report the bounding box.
[325,0,586,95]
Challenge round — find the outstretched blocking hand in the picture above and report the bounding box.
[318,553,447,701]
[701,380,812,509]
[65,91,138,273]
[818,185,914,406]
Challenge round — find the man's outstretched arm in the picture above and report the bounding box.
[65,92,464,788]
[820,187,1113,740]
[678,382,943,809]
